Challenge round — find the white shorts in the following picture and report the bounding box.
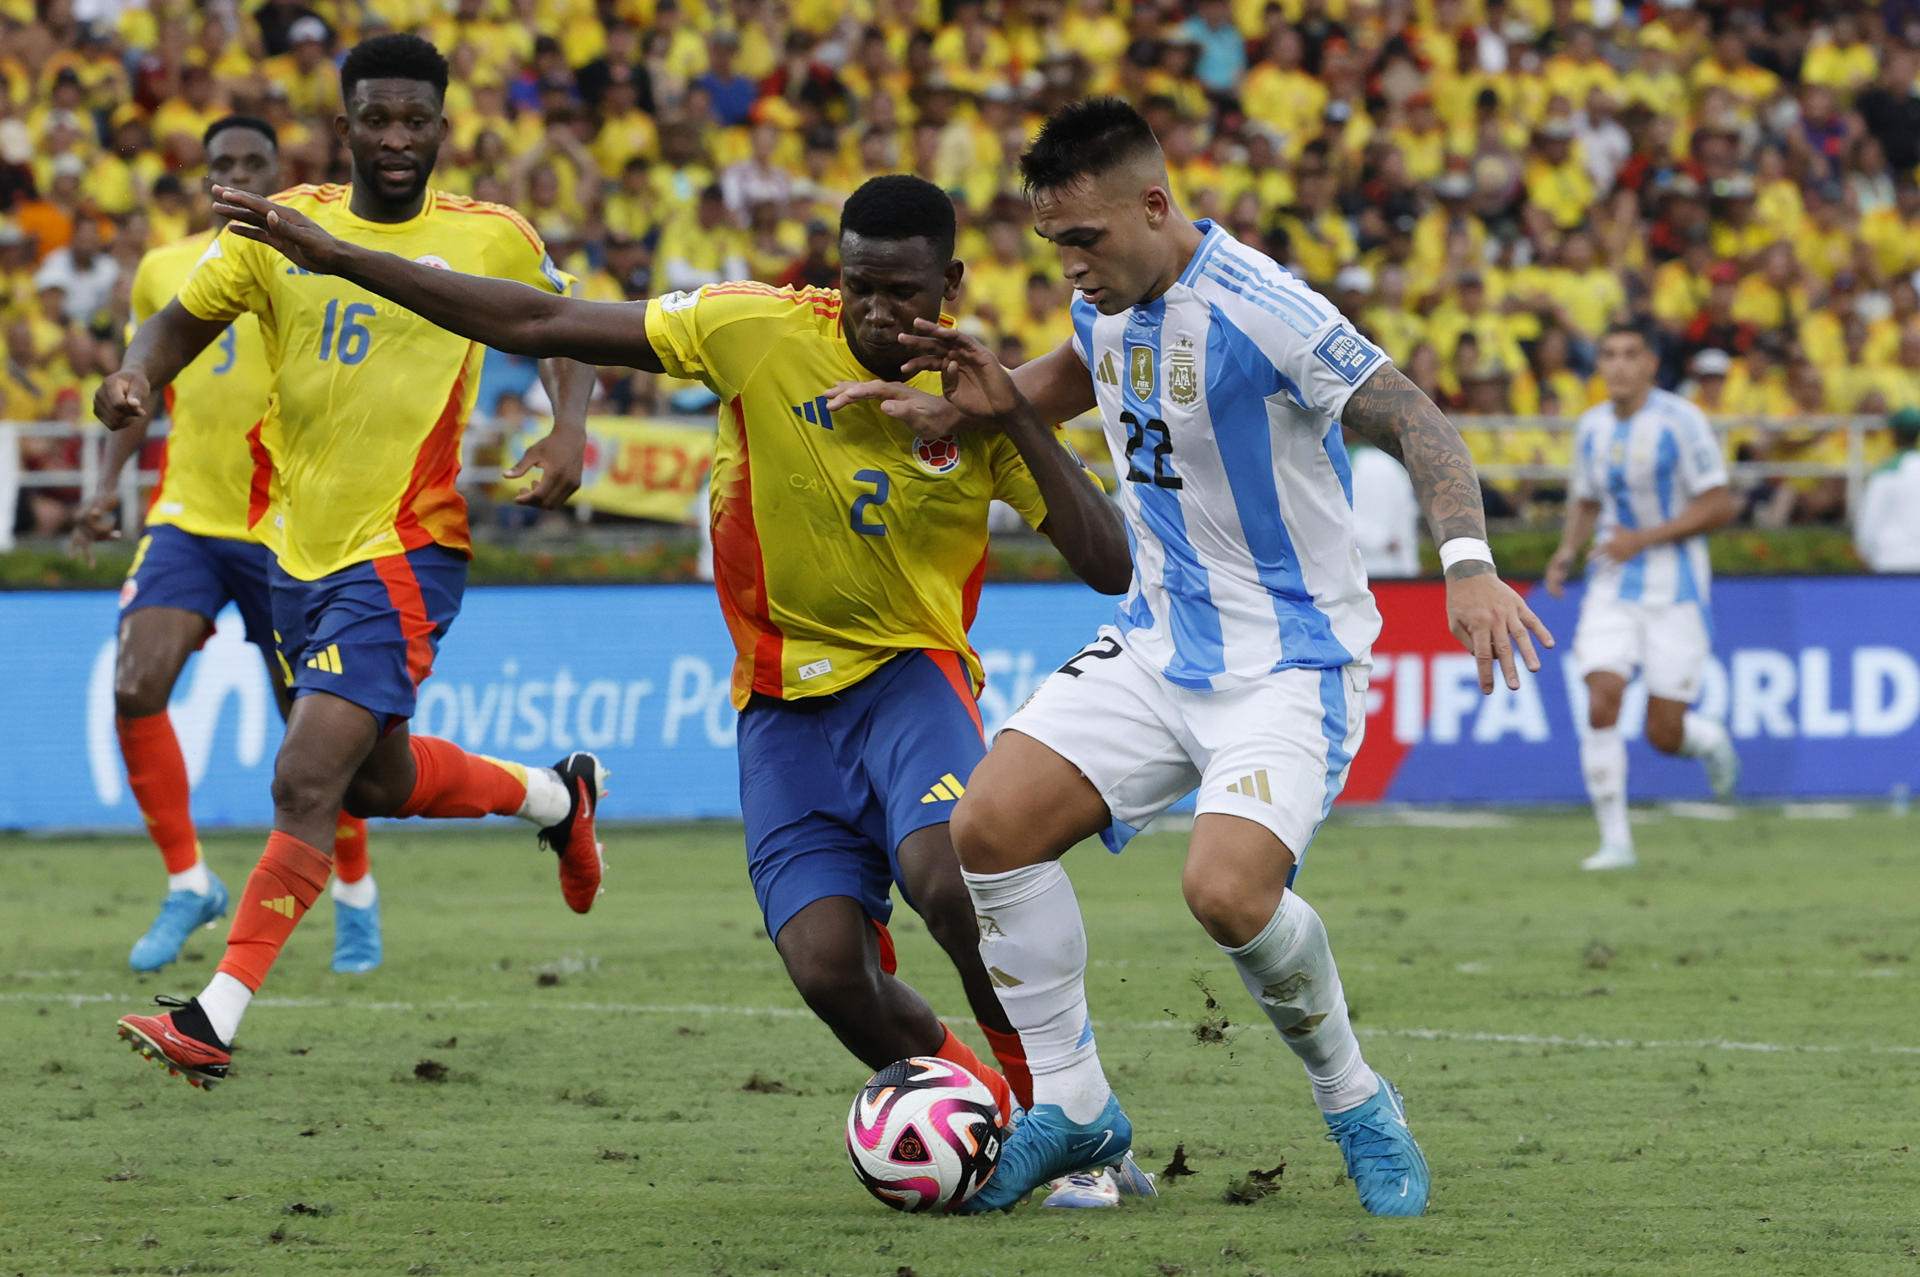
[1571,597,1711,702]
[1001,626,1369,873]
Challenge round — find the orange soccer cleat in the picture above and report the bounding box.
[538,752,607,914]
[116,996,231,1090]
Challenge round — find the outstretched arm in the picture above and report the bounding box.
[837,320,1129,593]
[1546,498,1601,598]
[1341,365,1554,692]
[1594,485,1734,564]
[70,417,152,563]
[211,186,666,371]
[827,336,1098,443]
[93,301,228,431]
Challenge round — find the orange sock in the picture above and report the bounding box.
[395,736,530,819]
[935,1025,1015,1125]
[216,832,332,991]
[978,1022,1034,1110]
[333,814,370,883]
[116,713,199,874]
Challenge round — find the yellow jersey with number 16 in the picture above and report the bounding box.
[129,229,274,542]
[175,185,576,580]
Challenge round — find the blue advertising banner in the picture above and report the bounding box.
[1,578,1914,831]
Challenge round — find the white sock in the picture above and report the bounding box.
[197,971,253,1044]
[962,862,1112,1124]
[331,873,377,909]
[515,766,571,827]
[168,859,211,896]
[1677,711,1729,759]
[1223,891,1378,1114]
[1580,725,1632,848]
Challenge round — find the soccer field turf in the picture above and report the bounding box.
[3,809,1915,1276]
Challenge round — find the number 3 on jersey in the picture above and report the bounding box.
[1120,409,1182,489]
[316,299,375,365]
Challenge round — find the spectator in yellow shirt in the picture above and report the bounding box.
[1731,241,1809,333]
[1241,26,1326,154]
[1271,144,1357,288]
[260,17,339,119]
[1524,120,1595,231]
[1690,26,1781,119]
[1801,14,1877,99]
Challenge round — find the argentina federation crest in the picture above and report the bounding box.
[1129,345,1155,400]
[1168,337,1199,407]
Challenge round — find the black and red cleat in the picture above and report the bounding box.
[539,751,607,914]
[116,996,231,1090]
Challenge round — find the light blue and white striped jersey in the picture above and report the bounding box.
[1569,388,1729,607]
[1072,221,1384,691]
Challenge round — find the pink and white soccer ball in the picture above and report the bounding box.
[845,1056,1004,1212]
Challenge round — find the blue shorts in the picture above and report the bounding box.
[270,545,466,726]
[739,649,986,943]
[120,524,276,652]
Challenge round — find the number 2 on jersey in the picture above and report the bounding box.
[316,299,375,365]
[1120,410,1182,489]
[849,468,889,536]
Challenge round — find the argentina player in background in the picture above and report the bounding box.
[1546,324,1740,872]
[833,97,1552,1215]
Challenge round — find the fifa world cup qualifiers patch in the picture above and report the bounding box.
[1313,327,1382,385]
[539,253,568,293]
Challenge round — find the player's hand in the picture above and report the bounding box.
[69,493,119,567]
[824,379,967,442]
[1544,545,1577,599]
[506,426,585,508]
[94,369,152,432]
[209,186,345,274]
[1445,566,1554,694]
[1594,528,1649,565]
[897,319,1026,420]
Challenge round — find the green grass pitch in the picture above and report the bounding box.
[3,809,1916,1276]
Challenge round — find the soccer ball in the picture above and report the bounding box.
[845,1056,1004,1212]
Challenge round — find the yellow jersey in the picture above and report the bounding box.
[131,230,274,542]
[645,281,1058,709]
[176,185,575,580]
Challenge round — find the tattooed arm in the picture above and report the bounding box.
[1342,366,1555,693]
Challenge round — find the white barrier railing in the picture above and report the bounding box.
[1,414,1895,551]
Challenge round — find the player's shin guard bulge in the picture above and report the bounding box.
[934,1026,1015,1125]
[216,832,332,991]
[396,736,529,819]
[1222,892,1377,1114]
[117,712,200,873]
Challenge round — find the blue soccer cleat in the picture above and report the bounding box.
[1324,1075,1430,1216]
[963,1096,1134,1213]
[128,873,230,973]
[331,895,382,973]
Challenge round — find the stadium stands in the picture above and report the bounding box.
[0,0,1906,535]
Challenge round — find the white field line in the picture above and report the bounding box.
[10,989,1917,1056]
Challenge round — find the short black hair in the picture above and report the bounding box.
[1019,96,1162,196]
[1602,319,1655,348]
[341,33,449,103]
[838,174,956,262]
[203,114,277,151]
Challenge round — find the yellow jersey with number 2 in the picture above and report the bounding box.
[176,185,575,580]
[646,281,1067,709]
[129,229,274,542]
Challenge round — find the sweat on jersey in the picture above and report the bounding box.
[1569,388,1729,607]
[1073,219,1385,690]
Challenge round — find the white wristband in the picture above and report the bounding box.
[1438,537,1495,573]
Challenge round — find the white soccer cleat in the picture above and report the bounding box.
[1041,1168,1122,1208]
[1702,739,1741,802]
[1580,842,1638,872]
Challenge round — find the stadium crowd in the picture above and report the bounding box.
[1,0,1913,539]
